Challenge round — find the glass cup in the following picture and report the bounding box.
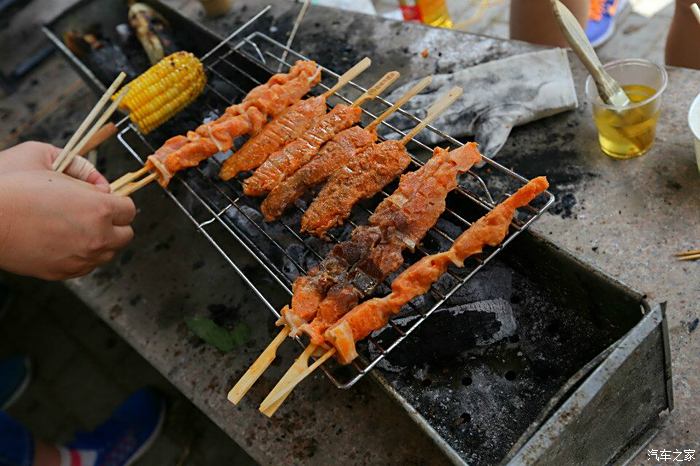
[585,59,668,159]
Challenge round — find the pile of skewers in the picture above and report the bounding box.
[103,57,550,416]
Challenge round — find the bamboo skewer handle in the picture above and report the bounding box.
[259,345,336,417]
[322,57,371,98]
[110,166,150,192]
[114,172,157,196]
[58,88,129,173]
[366,75,433,131]
[227,327,291,405]
[400,86,463,144]
[53,72,126,171]
[80,122,118,154]
[351,71,400,108]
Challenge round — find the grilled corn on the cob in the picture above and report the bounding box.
[119,51,206,134]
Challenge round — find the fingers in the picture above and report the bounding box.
[106,225,134,250]
[108,194,137,226]
[63,155,109,187]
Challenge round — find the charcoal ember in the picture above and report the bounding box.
[282,243,318,281]
[370,262,515,367]
[372,298,516,365]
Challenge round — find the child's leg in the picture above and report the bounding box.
[510,0,591,47]
[666,0,700,69]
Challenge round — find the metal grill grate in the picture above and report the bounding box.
[115,26,554,389]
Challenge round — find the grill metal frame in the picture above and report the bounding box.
[115,26,554,389]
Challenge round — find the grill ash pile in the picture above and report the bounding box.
[369,262,516,367]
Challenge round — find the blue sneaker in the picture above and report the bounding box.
[0,355,31,410]
[586,0,627,48]
[67,388,166,466]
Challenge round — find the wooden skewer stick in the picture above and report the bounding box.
[57,87,129,174]
[401,86,462,144]
[227,326,290,405]
[366,75,432,132]
[226,79,436,406]
[110,166,151,192]
[675,249,700,257]
[53,72,126,171]
[678,253,700,261]
[350,71,400,108]
[110,57,373,196]
[114,173,158,197]
[256,89,465,416]
[259,345,336,417]
[321,57,371,99]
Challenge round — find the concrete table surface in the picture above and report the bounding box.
[38,0,697,464]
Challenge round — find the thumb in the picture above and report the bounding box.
[62,155,109,187]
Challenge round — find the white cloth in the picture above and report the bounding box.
[383,48,578,157]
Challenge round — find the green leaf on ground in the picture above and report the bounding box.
[186,317,250,353]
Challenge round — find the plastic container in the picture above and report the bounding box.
[585,59,668,159]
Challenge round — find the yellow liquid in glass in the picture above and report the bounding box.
[592,84,659,159]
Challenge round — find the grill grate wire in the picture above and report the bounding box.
[115,27,554,389]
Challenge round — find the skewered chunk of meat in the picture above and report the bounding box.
[260,126,378,221]
[281,226,384,336]
[298,144,482,345]
[144,60,320,186]
[243,104,363,196]
[324,176,549,364]
[300,140,411,237]
[219,96,328,180]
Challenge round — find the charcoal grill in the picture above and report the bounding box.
[44,2,673,464]
[107,15,554,388]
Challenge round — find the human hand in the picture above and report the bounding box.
[0,141,109,188]
[0,170,135,280]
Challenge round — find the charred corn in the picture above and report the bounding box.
[118,51,206,134]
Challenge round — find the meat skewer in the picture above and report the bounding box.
[111,58,372,196]
[241,70,401,197]
[226,77,453,406]
[218,57,373,180]
[110,59,322,194]
[297,143,482,346]
[300,86,463,237]
[258,177,550,416]
[260,76,433,221]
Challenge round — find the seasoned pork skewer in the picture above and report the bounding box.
[259,176,550,416]
[111,59,322,194]
[297,143,482,345]
[260,76,433,221]
[218,57,373,180]
[242,71,401,197]
[301,86,463,237]
[226,77,444,405]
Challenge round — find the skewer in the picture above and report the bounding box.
[53,72,126,171]
[259,345,336,416]
[365,75,432,132]
[57,87,129,174]
[110,57,372,196]
[675,249,700,257]
[227,76,434,405]
[257,87,464,417]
